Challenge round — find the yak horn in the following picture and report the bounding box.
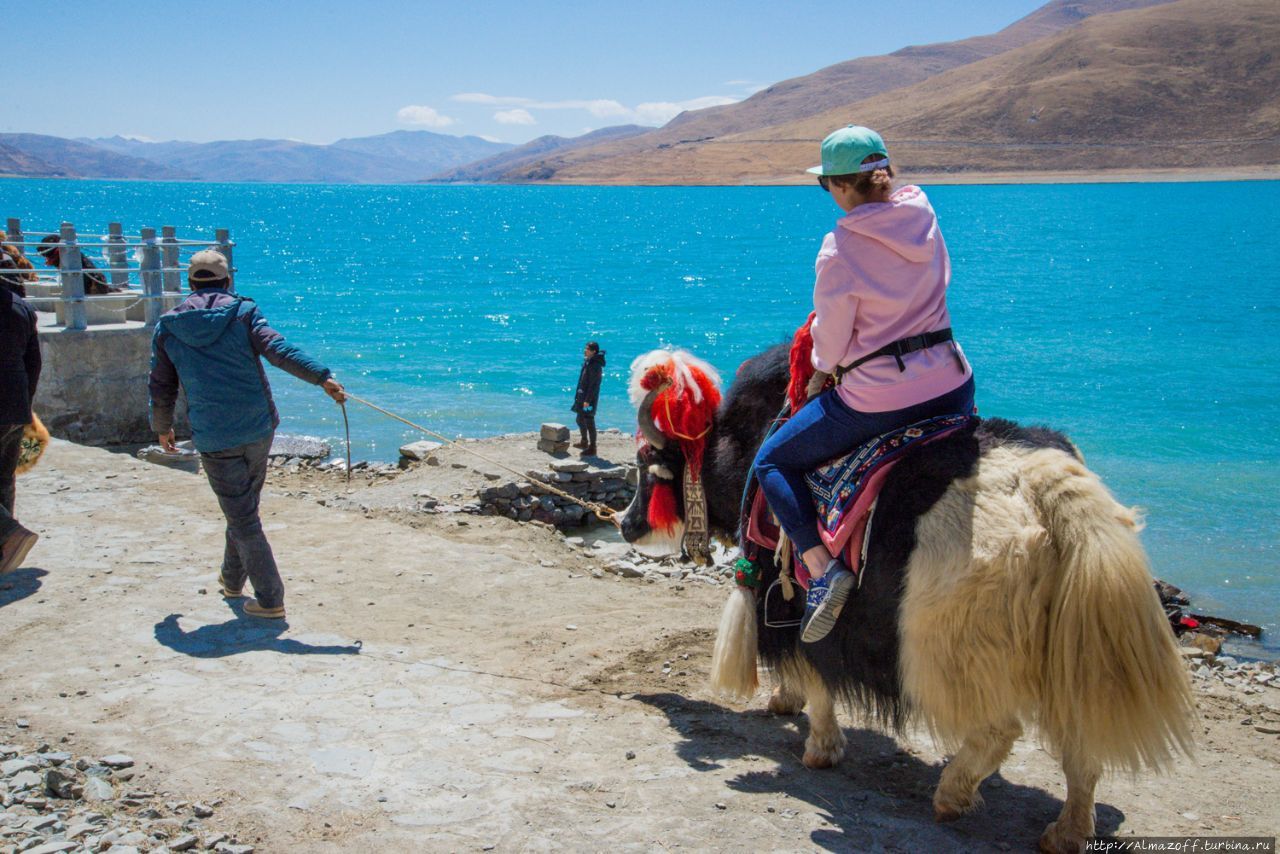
[637,381,672,450]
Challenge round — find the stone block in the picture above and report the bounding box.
[536,438,569,455]
[550,460,589,473]
[540,423,571,442]
[271,434,331,459]
[399,440,443,462]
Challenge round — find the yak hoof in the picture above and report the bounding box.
[1038,821,1085,854]
[767,688,803,716]
[801,730,846,768]
[934,804,964,823]
[932,789,980,823]
[801,748,840,769]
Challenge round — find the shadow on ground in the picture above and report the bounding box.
[153,599,363,658]
[631,692,1123,852]
[0,567,46,609]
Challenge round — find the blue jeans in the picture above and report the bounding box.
[754,377,975,554]
[200,434,284,608]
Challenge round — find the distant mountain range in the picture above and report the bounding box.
[0,130,515,184]
[2,0,1276,185]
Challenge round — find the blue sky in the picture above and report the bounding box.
[10,0,1049,145]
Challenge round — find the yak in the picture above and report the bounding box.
[617,343,1194,854]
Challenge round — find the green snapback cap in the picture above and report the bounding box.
[807,125,890,176]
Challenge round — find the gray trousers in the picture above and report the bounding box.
[0,424,22,540]
[200,434,283,608]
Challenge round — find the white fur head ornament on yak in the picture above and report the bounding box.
[628,349,722,536]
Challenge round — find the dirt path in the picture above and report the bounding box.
[3,440,1277,852]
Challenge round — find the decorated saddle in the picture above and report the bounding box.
[741,412,972,591]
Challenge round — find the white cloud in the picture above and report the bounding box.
[494,109,536,125]
[396,105,457,128]
[453,93,628,118]
[453,93,525,105]
[633,96,739,125]
[451,91,740,127]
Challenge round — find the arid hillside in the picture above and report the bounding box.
[497,0,1279,184]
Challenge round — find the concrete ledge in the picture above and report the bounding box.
[35,324,188,445]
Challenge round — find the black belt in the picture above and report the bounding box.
[833,328,958,381]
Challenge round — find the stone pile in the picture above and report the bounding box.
[1180,646,1280,700]
[536,423,571,455]
[0,734,251,853]
[564,538,738,586]
[473,460,637,527]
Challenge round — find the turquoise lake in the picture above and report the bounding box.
[3,178,1278,648]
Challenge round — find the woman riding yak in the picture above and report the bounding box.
[754,126,971,643]
[618,125,1193,853]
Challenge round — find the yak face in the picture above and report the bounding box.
[618,348,723,549]
[619,440,687,547]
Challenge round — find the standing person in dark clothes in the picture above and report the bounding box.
[148,250,346,619]
[37,234,118,295]
[571,341,605,457]
[0,254,41,575]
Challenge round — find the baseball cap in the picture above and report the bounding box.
[187,249,230,284]
[807,125,890,176]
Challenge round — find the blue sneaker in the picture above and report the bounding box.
[801,560,855,643]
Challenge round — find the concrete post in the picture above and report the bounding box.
[106,222,130,289]
[215,228,234,290]
[140,227,163,326]
[161,226,180,292]
[59,222,88,331]
[4,217,21,247]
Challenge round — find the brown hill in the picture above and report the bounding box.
[476,0,1180,183]
[0,141,65,178]
[427,125,653,183]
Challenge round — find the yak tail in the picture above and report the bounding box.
[1027,449,1196,773]
[709,586,758,701]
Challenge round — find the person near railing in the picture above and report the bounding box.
[0,231,37,284]
[36,234,120,294]
[147,250,346,620]
[0,260,42,575]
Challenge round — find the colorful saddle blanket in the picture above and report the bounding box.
[743,412,974,590]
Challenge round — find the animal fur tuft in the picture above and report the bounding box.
[709,586,759,701]
[17,413,50,475]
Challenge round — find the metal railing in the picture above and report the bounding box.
[2,217,236,330]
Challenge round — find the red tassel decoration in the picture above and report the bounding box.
[647,480,680,535]
[787,311,817,413]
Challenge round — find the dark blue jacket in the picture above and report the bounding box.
[572,351,605,415]
[0,286,41,426]
[149,288,330,452]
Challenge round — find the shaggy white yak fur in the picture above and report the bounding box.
[713,441,1195,853]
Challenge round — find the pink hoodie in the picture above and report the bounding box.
[809,184,971,413]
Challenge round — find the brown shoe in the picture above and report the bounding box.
[579,446,597,458]
[243,599,286,619]
[218,573,244,598]
[0,526,38,575]
[572,439,589,449]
